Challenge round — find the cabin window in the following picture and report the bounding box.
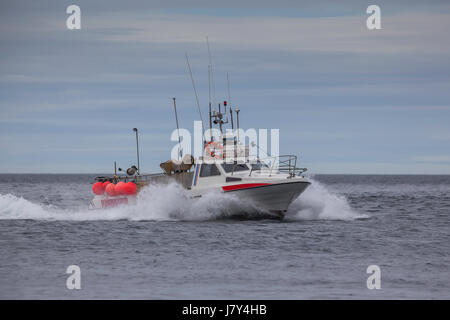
[221,163,249,173]
[199,164,221,177]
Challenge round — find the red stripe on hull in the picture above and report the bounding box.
[101,197,128,208]
[222,183,271,191]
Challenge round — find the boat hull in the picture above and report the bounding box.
[222,180,311,213]
[89,178,311,218]
[89,195,137,209]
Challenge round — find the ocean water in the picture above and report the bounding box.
[0,174,449,299]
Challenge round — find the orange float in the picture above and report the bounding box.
[92,182,105,195]
[105,183,116,196]
[115,182,126,195]
[124,182,137,195]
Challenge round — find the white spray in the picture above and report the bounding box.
[0,179,367,221]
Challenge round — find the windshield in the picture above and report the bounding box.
[200,164,221,177]
[221,163,249,173]
[250,160,270,170]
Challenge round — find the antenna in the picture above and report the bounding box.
[206,36,216,106]
[225,73,231,127]
[229,107,238,161]
[218,103,223,133]
[172,98,182,161]
[208,65,212,140]
[185,52,205,140]
[235,108,240,143]
[227,73,231,108]
[132,128,140,174]
[208,64,211,107]
[230,106,234,130]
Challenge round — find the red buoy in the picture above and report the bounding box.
[124,182,137,195]
[105,183,116,196]
[115,182,126,195]
[92,182,105,195]
[103,181,111,188]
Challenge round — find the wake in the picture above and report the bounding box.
[285,179,369,221]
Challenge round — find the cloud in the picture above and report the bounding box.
[1,1,450,173]
[83,12,450,56]
[3,6,450,55]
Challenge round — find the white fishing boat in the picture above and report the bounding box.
[89,125,310,219]
[89,51,311,218]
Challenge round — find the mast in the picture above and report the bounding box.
[235,108,240,143]
[230,106,237,161]
[132,128,140,174]
[218,103,223,133]
[172,98,181,160]
[229,106,234,130]
[208,65,213,140]
[209,104,213,141]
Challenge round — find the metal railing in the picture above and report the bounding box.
[276,155,307,178]
[94,173,165,184]
[254,155,307,178]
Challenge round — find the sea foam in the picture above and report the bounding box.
[0,179,365,221]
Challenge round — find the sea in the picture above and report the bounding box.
[0,174,449,299]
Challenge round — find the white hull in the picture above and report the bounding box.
[89,194,137,210]
[89,178,310,215]
[221,180,310,213]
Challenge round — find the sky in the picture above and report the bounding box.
[1,0,450,174]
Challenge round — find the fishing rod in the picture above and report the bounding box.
[185,52,206,142]
[172,97,182,161]
[206,36,216,107]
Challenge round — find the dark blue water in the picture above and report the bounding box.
[0,174,449,299]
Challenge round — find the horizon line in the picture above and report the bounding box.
[1,172,449,176]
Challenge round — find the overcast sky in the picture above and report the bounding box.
[1,0,450,174]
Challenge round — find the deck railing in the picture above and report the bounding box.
[256,155,307,178]
[94,172,165,184]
